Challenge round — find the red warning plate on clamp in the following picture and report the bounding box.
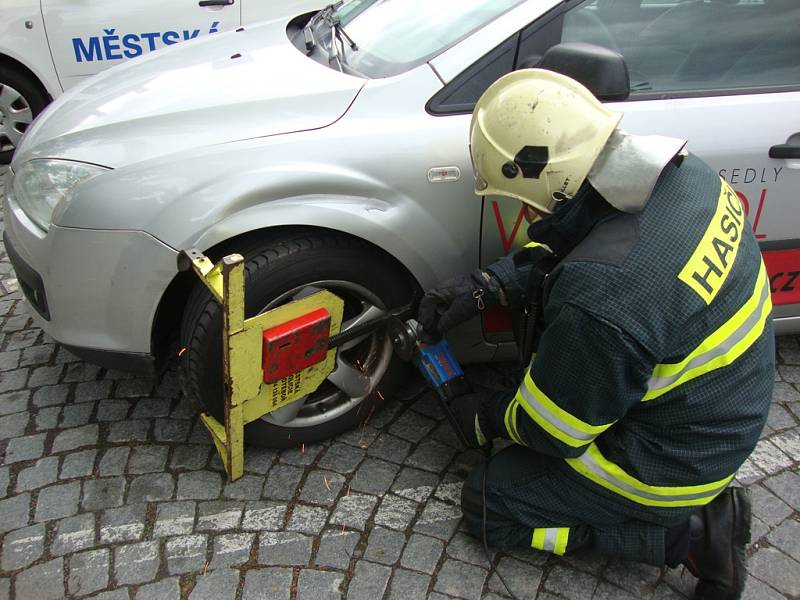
[763,248,800,306]
[262,308,331,383]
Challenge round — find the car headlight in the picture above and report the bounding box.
[12,159,108,232]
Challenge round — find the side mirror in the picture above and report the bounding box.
[523,43,630,102]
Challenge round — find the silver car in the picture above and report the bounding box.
[4,0,800,446]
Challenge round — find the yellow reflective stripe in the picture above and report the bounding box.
[566,443,734,507]
[645,262,771,401]
[531,527,570,555]
[525,242,543,248]
[511,401,522,445]
[504,399,523,445]
[517,372,615,448]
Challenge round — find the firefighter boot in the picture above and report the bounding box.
[685,487,752,600]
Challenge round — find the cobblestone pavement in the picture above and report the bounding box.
[0,166,798,599]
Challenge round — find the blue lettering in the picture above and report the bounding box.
[209,20,220,34]
[183,29,200,40]
[140,31,160,51]
[72,36,102,62]
[162,30,180,45]
[102,28,122,60]
[122,34,142,58]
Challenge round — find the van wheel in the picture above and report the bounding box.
[0,66,49,164]
[180,232,417,448]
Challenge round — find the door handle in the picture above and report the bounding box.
[199,0,233,6]
[769,144,800,160]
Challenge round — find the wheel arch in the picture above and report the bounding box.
[151,224,423,367]
[0,53,54,103]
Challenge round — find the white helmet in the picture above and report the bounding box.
[470,68,623,213]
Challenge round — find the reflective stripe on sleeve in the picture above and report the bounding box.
[565,443,734,507]
[516,371,616,448]
[531,527,569,555]
[645,261,772,401]
[504,398,524,445]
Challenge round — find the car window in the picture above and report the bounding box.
[559,0,800,96]
[330,0,527,77]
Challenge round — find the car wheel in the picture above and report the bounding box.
[180,231,417,448]
[0,66,48,164]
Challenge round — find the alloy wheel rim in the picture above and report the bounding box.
[0,83,34,154]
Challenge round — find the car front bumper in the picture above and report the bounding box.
[3,173,179,373]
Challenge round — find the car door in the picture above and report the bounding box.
[41,0,241,90]
[477,0,800,335]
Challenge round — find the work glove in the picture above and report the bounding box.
[448,392,493,449]
[418,270,502,336]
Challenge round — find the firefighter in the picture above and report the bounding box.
[418,69,773,600]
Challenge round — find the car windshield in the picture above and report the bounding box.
[315,0,526,77]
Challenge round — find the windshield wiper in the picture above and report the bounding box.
[302,1,342,53]
[324,10,358,71]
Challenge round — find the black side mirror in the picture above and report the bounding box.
[522,43,630,102]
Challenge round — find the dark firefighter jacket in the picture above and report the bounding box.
[482,153,775,510]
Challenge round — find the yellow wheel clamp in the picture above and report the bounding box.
[178,249,345,481]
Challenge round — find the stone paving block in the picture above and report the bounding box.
[602,559,662,597]
[36,481,80,522]
[189,568,239,600]
[315,531,360,569]
[241,501,287,531]
[98,447,130,476]
[374,494,417,530]
[406,439,456,473]
[131,397,171,419]
[62,362,102,383]
[750,485,793,526]
[128,445,168,474]
[389,567,431,600]
[1,522,44,570]
[0,349,20,371]
[414,499,462,540]
[153,418,192,443]
[401,533,444,575]
[116,378,154,398]
[28,365,62,387]
[765,519,800,562]
[14,557,64,600]
[263,464,303,500]
[0,466,7,498]
[114,540,160,585]
[165,534,208,575]
[153,501,196,538]
[351,457,400,496]
[5,433,45,463]
[34,405,60,431]
[542,563,596,600]
[74,380,113,403]
[82,477,126,511]
[749,439,793,474]
[135,577,181,600]
[4,330,38,352]
[771,428,800,460]
[242,568,292,600]
[364,526,406,565]
[318,442,365,474]
[445,532,495,568]
[59,449,96,479]
[51,513,95,556]
[67,548,109,596]
[330,493,378,531]
[367,433,412,464]
[99,503,147,544]
[0,389,29,415]
[188,421,213,445]
[0,578,8,600]
[59,403,95,428]
[368,398,404,429]
[258,531,313,566]
[32,384,68,407]
[222,474,265,500]
[197,501,243,532]
[559,549,607,574]
[0,368,28,393]
[177,471,223,500]
[128,472,175,503]
[433,559,487,600]
[297,569,344,600]
[766,403,797,431]
[389,410,437,443]
[735,456,765,486]
[652,582,687,600]
[347,560,392,600]
[392,466,439,498]
[0,411,28,439]
[16,456,58,491]
[338,423,380,449]
[747,547,800,597]
[279,443,324,467]
[741,574,786,600]
[209,532,255,569]
[107,419,150,442]
[242,448,277,475]
[170,397,197,419]
[170,445,211,471]
[487,557,546,600]
[762,470,800,509]
[287,503,328,535]
[52,424,99,454]
[299,469,345,506]
[593,581,640,600]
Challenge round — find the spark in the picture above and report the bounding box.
[177,347,187,357]
[324,477,331,492]
[202,561,209,575]
[301,443,305,454]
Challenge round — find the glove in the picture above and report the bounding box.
[448,392,492,449]
[418,270,501,336]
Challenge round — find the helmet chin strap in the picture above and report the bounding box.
[588,129,688,213]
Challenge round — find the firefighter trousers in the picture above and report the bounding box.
[460,444,694,566]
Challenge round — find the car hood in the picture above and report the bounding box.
[14,17,365,169]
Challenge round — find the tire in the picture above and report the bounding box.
[0,65,49,164]
[180,231,417,448]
